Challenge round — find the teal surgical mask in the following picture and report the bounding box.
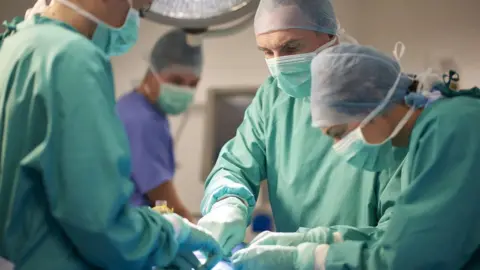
[92,8,140,57]
[266,37,336,98]
[156,83,195,115]
[56,0,140,57]
[332,109,414,172]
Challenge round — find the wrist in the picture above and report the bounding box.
[295,243,321,270]
[305,228,343,244]
[213,196,247,209]
[213,197,248,218]
[164,214,190,244]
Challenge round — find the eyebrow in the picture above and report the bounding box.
[258,39,303,52]
[325,125,348,138]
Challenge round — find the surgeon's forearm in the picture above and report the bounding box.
[201,173,258,218]
[201,86,268,217]
[57,205,179,268]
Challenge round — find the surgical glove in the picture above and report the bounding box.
[250,227,337,247]
[165,250,201,269]
[297,227,310,233]
[163,213,222,269]
[197,197,248,256]
[231,242,320,270]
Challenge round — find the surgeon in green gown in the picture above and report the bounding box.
[232,43,480,269]
[0,0,223,269]
[197,0,406,256]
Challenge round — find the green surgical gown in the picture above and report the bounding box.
[0,16,180,269]
[324,96,480,269]
[201,77,406,239]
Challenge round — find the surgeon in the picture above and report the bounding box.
[197,0,406,258]
[116,29,201,222]
[0,0,222,269]
[233,43,480,269]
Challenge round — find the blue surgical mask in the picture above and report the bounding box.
[92,8,140,57]
[266,37,337,98]
[156,83,195,115]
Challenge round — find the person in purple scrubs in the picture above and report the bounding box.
[117,29,202,222]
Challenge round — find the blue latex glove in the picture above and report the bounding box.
[249,227,334,247]
[197,197,248,256]
[163,213,222,269]
[231,242,319,270]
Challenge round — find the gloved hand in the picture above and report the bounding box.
[164,250,201,270]
[297,227,310,233]
[231,242,320,270]
[249,226,336,247]
[197,197,248,256]
[163,213,222,269]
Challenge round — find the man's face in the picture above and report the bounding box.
[256,29,334,59]
[321,116,394,145]
[145,69,199,103]
[157,70,200,89]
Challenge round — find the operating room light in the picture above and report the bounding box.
[150,0,252,19]
[144,0,259,30]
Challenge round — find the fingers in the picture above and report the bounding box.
[195,233,223,269]
[231,246,268,269]
[200,242,223,269]
[167,251,201,269]
[231,245,297,270]
[248,231,274,247]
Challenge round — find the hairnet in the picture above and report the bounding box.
[310,44,412,128]
[254,0,338,35]
[149,29,203,76]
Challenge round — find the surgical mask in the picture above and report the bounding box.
[266,37,337,98]
[333,108,415,172]
[333,42,411,172]
[56,0,139,57]
[92,9,140,57]
[156,83,195,115]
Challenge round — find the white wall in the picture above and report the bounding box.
[111,0,480,214]
[358,0,480,87]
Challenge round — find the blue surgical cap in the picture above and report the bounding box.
[254,0,338,35]
[149,29,203,76]
[310,44,413,128]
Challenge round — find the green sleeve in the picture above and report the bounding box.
[323,113,480,270]
[306,148,406,244]
[46,41,179,269]
[201,78,272,218]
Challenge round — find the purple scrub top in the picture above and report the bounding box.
[116,91,175,206]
